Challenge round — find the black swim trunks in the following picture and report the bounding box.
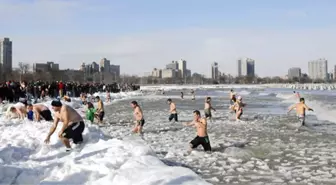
[62,121,85,144]
[190,136,211,151]
[137,119,145,126]
[168,113,178,122]
[98,111,105,121]
[40,109,53,121]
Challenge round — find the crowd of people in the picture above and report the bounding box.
[0,80,140,103]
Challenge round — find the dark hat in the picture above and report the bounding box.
[51,100,62,107]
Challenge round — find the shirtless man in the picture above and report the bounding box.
[95,96,105,124]
[27,103,53,121]
[204,97,216,120]
[191,89,195,100]
[167,98,178,122]
[8,102,27,119]
[106,91,111,103]
[229,89,236,108]
[131,101,145,134]
[231,96,246,121]
[288,97,313,126]
[184,110,211,152]
[44,100,85,151]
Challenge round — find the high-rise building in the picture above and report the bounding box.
[308,58,328,80]
[166,61,178,70]
[110,64,120,79]
[237,58,255,77]
[288,67,301,79]
[162,69,176,78]
[152,68,162,78]
[211,62,219,80]
[0,38,12,79]
[185,69,191,78]
[177,59,187,78]
[91,62,99,73]
[100,58,110,73]
[334,65,336,80]
[33,61,59,72]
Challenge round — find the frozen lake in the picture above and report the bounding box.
[102,87,336,184]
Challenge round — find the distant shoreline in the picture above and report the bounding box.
[139,83,336,91]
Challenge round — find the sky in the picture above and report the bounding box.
[1,0,336,77]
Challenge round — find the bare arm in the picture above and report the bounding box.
[46,117,60,138]
[287,104,296,113]
[17,108,24,119]
[304,104,313,111]
[210,104,216,111]
[184,121,195,126]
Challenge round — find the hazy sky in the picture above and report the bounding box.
[1,0,336,77]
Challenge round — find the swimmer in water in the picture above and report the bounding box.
[181,92,184,99]
[184,110,211,152]
[44,100,85,152]
[287,97,313,126]
[131,101,145,134]
[229,89,236,108]
[204,97,216,120]
[167,98,178,122]
[231,96,246,121]
[293,91,301,99]
[191,89,195,100]
[106,91,111,102]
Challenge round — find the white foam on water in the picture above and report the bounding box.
[276,92,336,124]
[0,99,210,185]
[140,84,266,91]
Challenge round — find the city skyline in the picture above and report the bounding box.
[1,0,336,77]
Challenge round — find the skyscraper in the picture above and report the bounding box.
[166,61,178,70]
[211,62,219,80]
[100,58,110,73]
[334,65,336,81]
[308,58,328,80]
[288,67,301,79]
[0,38,12,79]
[237,58,255,77]
[177,59,187,78]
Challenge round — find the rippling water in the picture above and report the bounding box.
[101,87,336,185]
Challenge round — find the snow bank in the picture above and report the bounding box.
[0,97,210,185]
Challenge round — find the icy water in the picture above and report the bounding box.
[102,87,336,185]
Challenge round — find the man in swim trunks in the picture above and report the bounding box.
[131,101,145,134]
[204,97,216,120]
[106,91,111,102]
[191,89,195,100]
[167,98,178,122]
[95,96,105,124]
[44,100,85,151]
[287,97,313,126]
[27,103,53,121]
[184,110,211,152]
[229,89,236,108]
